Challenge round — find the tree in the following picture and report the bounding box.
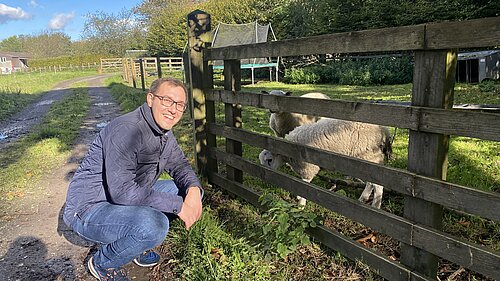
[81,10,146,56]
[24,31,72,58]
[0,35,25,52]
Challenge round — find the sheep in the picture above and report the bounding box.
[261,90,330,138]
[259,118,392,208]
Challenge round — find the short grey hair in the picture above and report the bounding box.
[149,77,188,98]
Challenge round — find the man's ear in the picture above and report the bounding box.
[146,92,154,107]
[261,90,270,94]
[285,92,292,96]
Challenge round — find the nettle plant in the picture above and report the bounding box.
[258,193,318,258]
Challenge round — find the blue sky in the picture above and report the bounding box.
[0,0,143,41]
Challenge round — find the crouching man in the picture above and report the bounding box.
[63,77,203,281]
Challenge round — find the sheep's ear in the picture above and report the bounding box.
[261,90,270,94]
[285,91,292,96]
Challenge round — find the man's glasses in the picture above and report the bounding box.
[152,93,187,111]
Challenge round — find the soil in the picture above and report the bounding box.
[0,75,163,281]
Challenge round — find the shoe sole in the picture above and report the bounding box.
[133,258,158,267]
[87,256,101,280]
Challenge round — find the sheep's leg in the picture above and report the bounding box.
[297,178,312,206]
[358,182,384,209]
[371,183,383,209]
[358,182,373,204]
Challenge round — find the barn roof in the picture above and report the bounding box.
[0,51,31,58]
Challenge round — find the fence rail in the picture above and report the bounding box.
[186,12,500,280]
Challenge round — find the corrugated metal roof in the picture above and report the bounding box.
[458,50,499,60]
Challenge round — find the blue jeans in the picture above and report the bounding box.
[70,180,178,269]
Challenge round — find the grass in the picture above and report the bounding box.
[0,70,96,121]
[0,82,90,199]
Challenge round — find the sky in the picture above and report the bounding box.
[0,0,143,41]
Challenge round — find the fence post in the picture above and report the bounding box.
[138,58,146,91]
[131,59,137,89]
[187,9,213,176]
[156,55,162,78]
[400,49,457,278]
[224,59,243,183]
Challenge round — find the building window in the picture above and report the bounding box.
[0,57,6,62]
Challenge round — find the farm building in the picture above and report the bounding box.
[0,51,30,74]
[456,50,499,83]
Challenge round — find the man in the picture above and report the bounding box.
[63,77,203,281]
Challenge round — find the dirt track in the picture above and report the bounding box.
[0,75,159,280]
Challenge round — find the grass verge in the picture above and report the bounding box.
[0,83,90,199]
[0,70,96,121]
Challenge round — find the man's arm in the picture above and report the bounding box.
[177,186,202,229]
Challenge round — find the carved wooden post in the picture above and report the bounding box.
[400,49,457,278]
[186,10,213,176]
[224,59,243,183]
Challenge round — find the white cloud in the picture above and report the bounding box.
[0,3,31,23]
[48,12,75,30]
[28,0,39,8]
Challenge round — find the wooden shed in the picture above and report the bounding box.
[0,51,30,74]
[456,50,499,83]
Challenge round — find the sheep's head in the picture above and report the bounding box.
[261,90,291,113]
[261,90,292,96]
[259,149,283,170]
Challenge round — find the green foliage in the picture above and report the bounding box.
[283,67,320,84]
[0,32,73,58]
[258,194,318,259]
[107,78,147,112]
[478,80,500,94]
[140,0,274,56]
[0,35,24,52]
[29,54,104,68]
[284,56,413,85]
[269,0,500,40]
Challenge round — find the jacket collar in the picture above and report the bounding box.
[140,102,168,136]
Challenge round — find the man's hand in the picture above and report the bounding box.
[177,187,202,230]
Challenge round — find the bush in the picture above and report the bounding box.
[30,54,105,68]
[283,56,413,85]
[478,80,499,93]
[283,67,320,84]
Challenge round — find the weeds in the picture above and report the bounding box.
[258,193,318,259]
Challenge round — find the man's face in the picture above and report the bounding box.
[146,82,186,131]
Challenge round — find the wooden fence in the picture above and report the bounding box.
[15,63,99,73]
[114,57,183,90]
[186,10,500,281]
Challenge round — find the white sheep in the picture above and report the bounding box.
[259,118,392,208]
[262,90,330,138]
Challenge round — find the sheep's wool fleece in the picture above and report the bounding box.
[286,118,391,165]
[269,92,330,137]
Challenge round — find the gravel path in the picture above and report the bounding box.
[0,74,157,280]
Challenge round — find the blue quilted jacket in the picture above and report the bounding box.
[63,103,201,226]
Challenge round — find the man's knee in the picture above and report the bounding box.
[136,209,170,246]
